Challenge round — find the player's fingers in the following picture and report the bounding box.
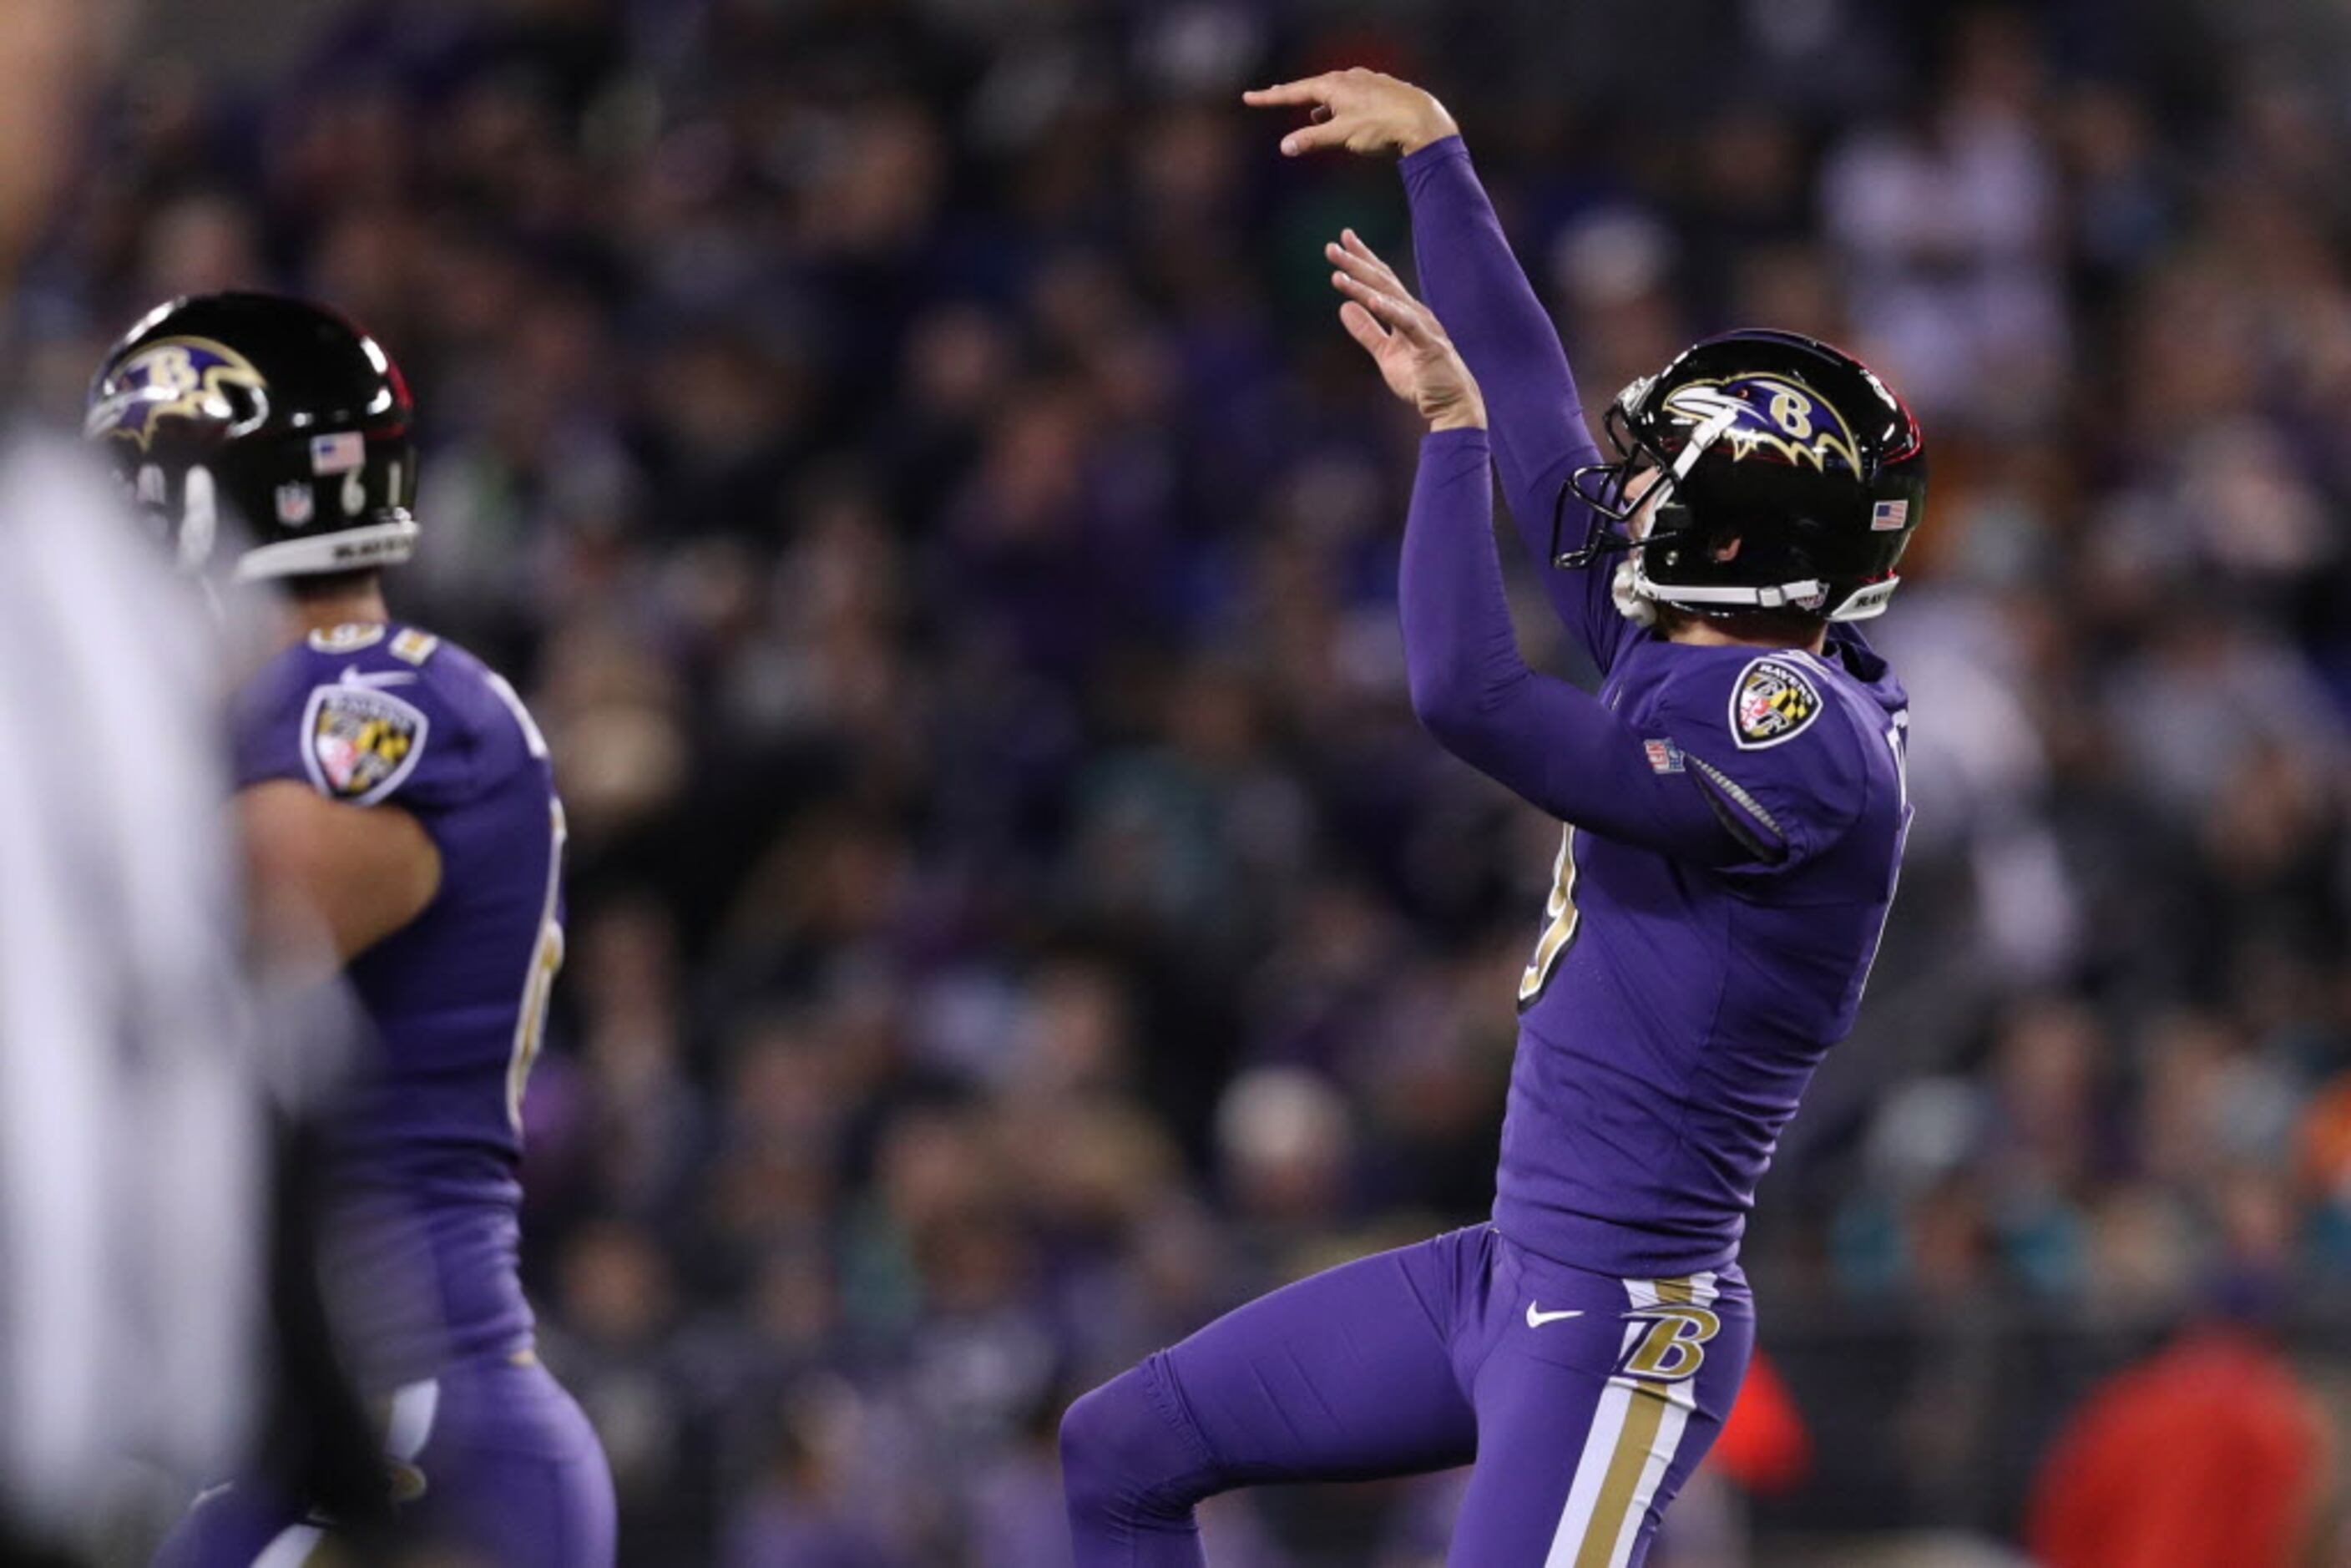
[1335,238,1421,321]
[1333,272,1436,343]
[1326,236,1413,300]
[1329,268,1395,311]
[1340,229,1410,293]
[1337,300,1390,357]
[1241,76,1338,108]
[1383,291,1448,348]
[1330,266,1423,328]
[1278,115,1361,157]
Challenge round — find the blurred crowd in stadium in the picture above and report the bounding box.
[22,0,2351,1560]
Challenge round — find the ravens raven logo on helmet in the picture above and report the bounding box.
[83,336,270,450]
[1657,375,1863,477]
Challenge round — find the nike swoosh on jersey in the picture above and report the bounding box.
[1525,1303,1584,1328]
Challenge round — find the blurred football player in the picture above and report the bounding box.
[1061,73,1924,1565]
[88,294,615,1568]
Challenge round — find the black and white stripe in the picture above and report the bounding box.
[0,436,260,1543]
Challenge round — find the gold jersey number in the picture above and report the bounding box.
[1518,825,1581,1009]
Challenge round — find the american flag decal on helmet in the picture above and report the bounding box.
[310,432,366,474]
[1871,498,1909,531]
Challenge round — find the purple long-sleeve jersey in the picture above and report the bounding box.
[232,620,562,1381]
[1400,139,1912,1278]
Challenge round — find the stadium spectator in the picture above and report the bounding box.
[2025,1324,2331,1568]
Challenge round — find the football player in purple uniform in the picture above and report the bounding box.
[88,294,614,1568]
[1060,73,1924,1566]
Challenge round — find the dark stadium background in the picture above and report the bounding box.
[39,0,2351,1562]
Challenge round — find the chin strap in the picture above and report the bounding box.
[234,516,420,581]
[1611,553,1900,625]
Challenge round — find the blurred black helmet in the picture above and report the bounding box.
[1559,329,1926,623]
[86,291,418,580]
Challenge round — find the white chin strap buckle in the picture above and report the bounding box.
[1611,559,1658,627]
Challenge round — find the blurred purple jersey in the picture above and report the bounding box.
[179,618,613,1566]
[230,620,565,1380]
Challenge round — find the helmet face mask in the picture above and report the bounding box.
[1557,398,1668,569]
[86,293,420,582]
[1551,330,1926,625]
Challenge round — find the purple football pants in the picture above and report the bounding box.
[1062,1225,1751,1567]
[154,1351,614,1568]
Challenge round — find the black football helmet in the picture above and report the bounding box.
[86,292,418,580]
[1560,330,1926,623]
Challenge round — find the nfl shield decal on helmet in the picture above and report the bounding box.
[1731,656,1822,750]
[302,683,429,803]
[275,482,316,527]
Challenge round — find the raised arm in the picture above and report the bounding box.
[1401,427,1749,861]
[1248,69,1622,670]
[1323,240,1755,863]
[1398,142,1600,554]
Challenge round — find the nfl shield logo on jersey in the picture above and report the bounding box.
[302,684,429,803]
[1732,657,1822,750]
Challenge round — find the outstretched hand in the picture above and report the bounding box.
[1242,68,1459,159]
[1327,229,1484,432]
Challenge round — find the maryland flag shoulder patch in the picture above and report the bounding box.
[1730,655,1823,751]
[302,683,429,803]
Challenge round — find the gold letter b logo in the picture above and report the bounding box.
[1620,1306,1720,1383]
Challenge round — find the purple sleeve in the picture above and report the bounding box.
[1645,652,1870,874]
[230,655,316,792]
[1401,428,1753,866]
[230,643,483,812]
[1403,136,1624,671]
